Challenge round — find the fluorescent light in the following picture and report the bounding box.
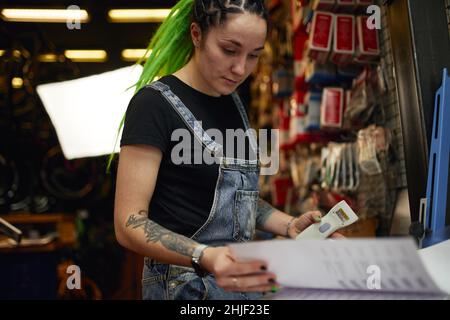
[64,50,107,62]
[1,8,89,23]
[108,9,170,23]
[38,53,63,63]
[12,77,23,89]
[121,49,152,62]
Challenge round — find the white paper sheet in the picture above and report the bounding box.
[229,238,448,299]
[264,288,446,300]
[419,239,450,295]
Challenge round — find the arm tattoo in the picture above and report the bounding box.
[125,210,197,257]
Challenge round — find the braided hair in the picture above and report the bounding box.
[107,0,268,171]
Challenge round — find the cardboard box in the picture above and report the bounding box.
[311,0,335,11]
[307,11,334,64]
[335,0,356,13]
[330,14,355,66]
[320,87,344,128]
[355,15,379,63]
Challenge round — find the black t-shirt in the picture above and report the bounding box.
[120,75,253,237]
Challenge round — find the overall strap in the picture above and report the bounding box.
[146,81,223,157]
[231,92,260,159]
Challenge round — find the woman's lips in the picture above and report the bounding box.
[223,77,238,85]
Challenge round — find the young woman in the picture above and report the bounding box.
[114,0,343,300]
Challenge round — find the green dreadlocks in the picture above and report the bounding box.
[107,0,195,172]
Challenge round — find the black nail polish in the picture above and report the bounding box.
[260,265,267,271]
[268,278,275,284]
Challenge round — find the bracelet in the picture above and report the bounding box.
[285,217,296,237]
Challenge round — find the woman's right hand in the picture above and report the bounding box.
[200,246,278,292]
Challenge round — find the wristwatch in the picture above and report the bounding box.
[191,244,209,277]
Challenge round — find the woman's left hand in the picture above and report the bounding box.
[287,211,346,239]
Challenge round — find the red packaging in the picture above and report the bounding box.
[330,14,355,66]
[355,15,379,63]
[271,177,294,207]
[320,87,344,128]
[335,0,356,13]
[307,11,334,64]
[311,0,335,11]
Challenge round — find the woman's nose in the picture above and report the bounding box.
[231,57,246,77]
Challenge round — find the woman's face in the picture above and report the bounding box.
[193,12,267,96]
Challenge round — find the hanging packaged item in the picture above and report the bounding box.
[305,91,322,130]
[334,0,356,13]
[356,125,390,175]
[345,67,386,128]
[311,0,335,11]
[355,15,379,63]
[320,87,344,128]
[320,142,360,192]
[342,89,352,128]
[271,176,295,207]
[330,14,355,66]
[307,11,334,64]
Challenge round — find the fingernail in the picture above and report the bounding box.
[314,216,322,223]
[260,265,267,271]
[268,278,276,284]
[271,285,279,293]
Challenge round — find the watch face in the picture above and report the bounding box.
[191,259,206,277]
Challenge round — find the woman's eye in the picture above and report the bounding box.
[248,54,259,59]
[223,48,236,55]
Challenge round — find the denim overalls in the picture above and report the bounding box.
[141,80,270,300]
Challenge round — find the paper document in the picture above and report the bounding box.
[419,239,450,295]
[229,238,449,300]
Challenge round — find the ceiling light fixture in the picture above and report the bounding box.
[108,9,170,23]
[1,8,89,23]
